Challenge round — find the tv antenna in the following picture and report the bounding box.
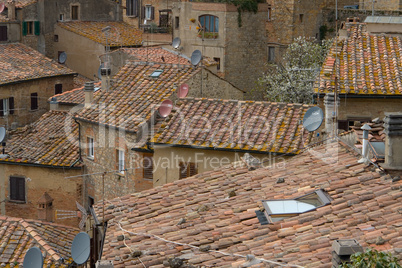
[172,37,182,69]
[23,247,43,268]
[177,83,189,98]
[0,3,5,13]
[58,52,67,64]
[158,99,173,117]
[302,106,324,132]
[71,232,91,265]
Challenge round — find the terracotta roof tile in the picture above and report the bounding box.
[0,43,76,85]
[58,21,142,47]
[53,81,102,105]
[3,110,80,167]
[315,23,402,95]
[0,215,79,266]
[95,140,402,267]
[15,0,37,8]
[120,47,191,65]
[151,98,314,154]
[75,62,200,132]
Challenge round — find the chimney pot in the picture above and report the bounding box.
[382,112,402,170]
[84,81,94,108]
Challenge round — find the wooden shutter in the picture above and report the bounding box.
[0,99,3,117]
[31,93,38,110]
[134,0,139,17]
[9,97,14,115]
[189,163,197,177]
[34,21,40,35]
[22,22,27,36]
[141,6,145,19]
[126,0,132,16]
[150,6,155,20]
[10,177,25,201]
[0,26,7,41]
[143,155,153,179]
[17,178,25,201]
[10,177,17,200]
[179,162,187,179]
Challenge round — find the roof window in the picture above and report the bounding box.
[260,189,331,223]
[150,70,163,78]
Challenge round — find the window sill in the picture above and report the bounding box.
[9,199,26,204]
[126,15,138,18]
[87,156,94,161]
[143,178,153,181]
[30,109,39,112]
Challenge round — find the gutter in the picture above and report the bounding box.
[0,73,78,87]
[314,93,402,99]
[0,160,82,170]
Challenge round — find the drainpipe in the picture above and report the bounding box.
[74,118,82,161]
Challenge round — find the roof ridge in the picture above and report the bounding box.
[20,219,63,261]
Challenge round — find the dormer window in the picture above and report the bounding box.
[261,189,331,223]
[150,70,163,78]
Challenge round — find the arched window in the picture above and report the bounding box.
[199,15,219,33]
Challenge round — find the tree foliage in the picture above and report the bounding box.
[340,248,401,268]
[257,37,332,104]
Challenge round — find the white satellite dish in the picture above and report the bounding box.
[303,106,324,132]
[0,3,5,13]
[58,52,67,64]
[172,37,181,49]
[0,127,5,143]
[71,232,90,265]
[23,247,44,268]
[191,50,202,66]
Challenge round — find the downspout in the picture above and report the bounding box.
[74,118,82,161]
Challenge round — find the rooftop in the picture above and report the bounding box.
[151,98,315,154]
[95,139,402,267]
[2,110,80,167]
[0,43,76,86]
[0,215,79,267]
[74,62,200,133]
[57,21,142,47]
[119,47,192,65]
[95,141,402,268]
[15,0,37,8]
[315,23,402,95]
[52,81,102,105]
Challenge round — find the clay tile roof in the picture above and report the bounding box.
[74,62,200,132]
[57,21,142,47]
[15,0,37,8]
[52,81,102,105]
[151,98,315,154]
[37,192,54,204]
[3,110,80,167]
[0,43,76,85]
[94,140,402,267]
[0,215,79,267]
[315,23,402,95]
[120,46,191,65]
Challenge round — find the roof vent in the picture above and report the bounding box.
[332,239,363,267]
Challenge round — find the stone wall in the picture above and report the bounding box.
[2,163,82,227]
[0,75,75,128]
[359,0,402,11]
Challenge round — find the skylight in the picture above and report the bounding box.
[261,189,331,223]
[150,70,163,78]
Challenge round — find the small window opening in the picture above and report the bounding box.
[150,70,163,78]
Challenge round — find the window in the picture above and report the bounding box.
[262,189,331,223]
[22,21,39,36]
[71,5,79,20]
[267,6,271,21]
[55,84,62,95]
[0,25,7,41]
[59,14,64,21]
[299,14,304,23]
[213,57,221,70]
[117,149,125,174]
[87,137,94,158]
[30,93,38,110]
[126,0,139,17]
[54,35,58,42]
[179,162,197,179]
[268,46,275,62]
[150,70,163,78]
[199,15,219,33]
[0,97,14,116]
[338,118,371,131]
[143,154,153,180]
[175,16,179,29]
[10,177,25,202]
[143,5,154,20]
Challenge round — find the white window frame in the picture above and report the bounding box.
[88,137,94,158]
[3,99,8,116]
[118,149,125,174]
[145,5,152,20]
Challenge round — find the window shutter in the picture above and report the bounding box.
[10,177,17,200]
[17,178,25,201]
[9,97,14,115]
[189,163,197,177]
[0,26,7,41]
[0,99,3,117]
[150,6,155,20]
[126,0,131,16]
[179,162,187,179]
[143,155,153,179]
[34,21,40,35]
[134,0,139,17]
[141,6,145,19]
[22,21,27,36]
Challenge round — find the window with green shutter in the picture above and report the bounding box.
[22,21,27,36]
[34,21,40,35]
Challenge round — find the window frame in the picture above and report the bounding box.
[143,154,153,180]
[71,5,79,20]
[55,84,63,95]
[198,15,219,33]
[9,176,26,202]
[30,92,38,110]
[268,46,275,63]
[0,25,7,41]
[87,137,94,159]
[117,149,125,174]
[126,0,139,17]
[144,5,154,20]
[179,162,198,179]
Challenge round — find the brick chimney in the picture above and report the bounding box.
[84,81,94,108]
[37,192,54,222]
[324,93,339,136]
[332,239,363,267]
[7,0,15,20]
[383,112,402,170]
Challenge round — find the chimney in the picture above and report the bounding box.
[37,192,54,222]
[49,97,59,110]
[324,93,339,136]
[7,0,15,20]
[383,112,402,170]
[331,239,363,267]
[100,67,111,92]
[84,81,94,108]
[358,123,372,163]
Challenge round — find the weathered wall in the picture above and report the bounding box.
[54,25,104,79]
[0,22,20,43]
[1,163,82,227]
[359,0,402,11]
[79,121,153,203]
[0,75,75,128]
[153,146,288,187]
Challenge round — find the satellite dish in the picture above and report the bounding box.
[0,3,5,13]
[191,50,202,66]
[158,99,173,117]
[0,127,5,143]
[303,106,324,132]
[58,52,67,64]
[97,63,105,79]
[177,83,189,98]
[71,232,90,265]
[23,247,43,268]
[172,37,181,49]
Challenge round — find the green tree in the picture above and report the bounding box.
[340,248,401,268]
[256,37,332,104]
